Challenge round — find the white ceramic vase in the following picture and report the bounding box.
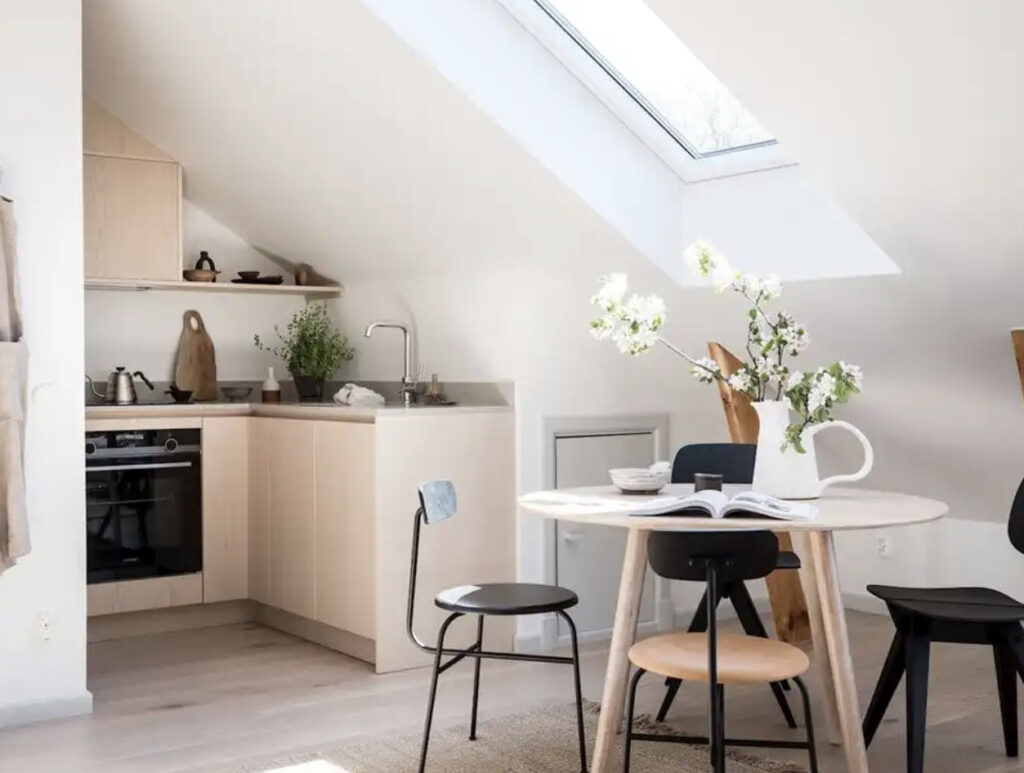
[751,400,874,500]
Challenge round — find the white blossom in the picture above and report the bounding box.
[591,273,628,310]
[727,370,755,395]
[683,241,737,292]
[690,357,721,383]
[761,274,782,300]
[808,372,837,413]
[786,370,805,390]
[840,361,863,390]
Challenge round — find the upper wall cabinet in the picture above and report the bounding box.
[83,101,182,282]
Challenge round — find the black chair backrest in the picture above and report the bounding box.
[672,443,756,484]
[1008,477,1024,555]
[647,530,780,584]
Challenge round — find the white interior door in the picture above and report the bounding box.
[554,432,657,640]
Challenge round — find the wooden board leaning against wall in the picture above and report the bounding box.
[707,341,812,644]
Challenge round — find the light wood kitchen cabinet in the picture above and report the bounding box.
[88,574,203,617]
[248,417,272,605]
[201,417,249,602]
[267,419,317,619]
[314,421,376,638]
[83,154,181,281]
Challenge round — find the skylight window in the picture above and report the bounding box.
[533,0,774,157]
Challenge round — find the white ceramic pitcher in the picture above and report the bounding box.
[751,400,874,500]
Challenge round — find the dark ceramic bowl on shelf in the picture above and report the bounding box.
[237,271,261,280]
[165,386,193,404]
[221,386,253,402]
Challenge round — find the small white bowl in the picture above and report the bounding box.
[610,464,671,494]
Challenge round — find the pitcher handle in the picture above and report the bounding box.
[807,420,874,490]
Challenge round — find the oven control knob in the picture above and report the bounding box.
[164,438,179,453]
[84,441,97,455]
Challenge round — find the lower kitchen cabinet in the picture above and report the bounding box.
[267,418,317,619]
[202,417,249,602]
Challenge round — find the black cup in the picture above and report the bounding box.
[694,473,723,492]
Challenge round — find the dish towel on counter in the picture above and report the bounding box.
[0,199,29,572]
[333,383,386,407]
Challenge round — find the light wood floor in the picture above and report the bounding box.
[0,611,1021,772]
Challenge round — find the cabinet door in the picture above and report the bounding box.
[268,419,316,618]
[555,432,658,639]
[248,418,272,605]
[202,417,249,602]
[84,154,181,280]
[314,421,375,638]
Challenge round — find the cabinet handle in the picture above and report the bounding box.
[561,531,582,543]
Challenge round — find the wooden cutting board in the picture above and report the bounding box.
[174,310,217,400]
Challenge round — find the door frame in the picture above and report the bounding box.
[539,413,674,649]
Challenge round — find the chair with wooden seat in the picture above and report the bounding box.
[862,477,1024,773]
[408,481,587,773]
[656,443,800,729]
[624,530,818,773]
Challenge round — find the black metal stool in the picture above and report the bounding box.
[408,480,587,773]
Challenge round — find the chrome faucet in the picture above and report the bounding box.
[364,321,417,406]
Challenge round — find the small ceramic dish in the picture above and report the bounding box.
[610,462,672,494]
[165,386,193,404]
[221,386,253,402]
[237,270,261,280]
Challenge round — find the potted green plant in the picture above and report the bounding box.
[254,303,355,401]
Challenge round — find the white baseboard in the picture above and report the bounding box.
[0,690,93,729]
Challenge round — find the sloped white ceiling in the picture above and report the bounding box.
[83,0,645,279]
[647,0,1024,520]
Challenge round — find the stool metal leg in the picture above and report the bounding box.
[558,610,588,772]
[469,615,484,741]
[418,613,461,773]
[623,668,645,773]
[794,676,819,773]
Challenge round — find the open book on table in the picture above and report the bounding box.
[630,490,818,521]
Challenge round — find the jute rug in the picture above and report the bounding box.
[234,702,808,772]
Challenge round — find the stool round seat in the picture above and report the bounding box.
[629,632,810,685]
[435,582,578,615]
[868,584,1024,623]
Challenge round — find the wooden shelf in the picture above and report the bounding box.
[85,277,343,300]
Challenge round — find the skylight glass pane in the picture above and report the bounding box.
[535,0,774,156]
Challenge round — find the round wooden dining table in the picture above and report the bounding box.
[518,484,948,773]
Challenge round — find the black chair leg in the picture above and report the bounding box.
[794,676,819,773]
[623,668,645,773]
[711,683,726,772]
[993,635,1019,757]
[558,611,588,773]
[904,626,931,773]
[418,613,461,773]
[469,615,484,741]
[863,630,908,746]
[729,582,797,727]
[657,587,719,722]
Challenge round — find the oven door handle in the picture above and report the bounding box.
[87,461,194,472]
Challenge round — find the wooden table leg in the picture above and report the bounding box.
[591,527,649,773]
[809,530,870,773]
[791,530,841,745]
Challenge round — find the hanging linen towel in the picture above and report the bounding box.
[0,199,29,572]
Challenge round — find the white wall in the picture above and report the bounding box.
[84,201,307,382]
[0,0,92,726]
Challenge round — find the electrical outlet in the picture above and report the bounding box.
[876,536,892,559]
[37,614,52,641]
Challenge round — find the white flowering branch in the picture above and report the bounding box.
[589,242,862,452]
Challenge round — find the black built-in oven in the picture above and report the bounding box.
[85,428,202,584]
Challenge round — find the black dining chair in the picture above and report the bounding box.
[862,477,1024,773]
[624,530,819,773]
[408,480,587,773]
[656,443,800,728]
